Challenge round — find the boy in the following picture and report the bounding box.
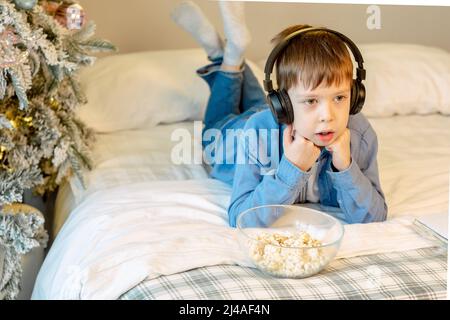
[172,1,387,227]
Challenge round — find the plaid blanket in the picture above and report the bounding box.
[119,246,447,300]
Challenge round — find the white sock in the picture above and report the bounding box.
[171,1,224,60]
[219,1,251,67]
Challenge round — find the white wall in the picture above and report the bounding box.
[78,0,450,62]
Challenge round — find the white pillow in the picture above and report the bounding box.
[360,43,450,117]
[78,48,265,133]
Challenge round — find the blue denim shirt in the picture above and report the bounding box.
[207,108,388,227]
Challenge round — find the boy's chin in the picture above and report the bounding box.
[313,140,328,148]
[314,141,335,151]
[312,135,337,147]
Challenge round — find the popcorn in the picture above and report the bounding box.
[248,231,328,278]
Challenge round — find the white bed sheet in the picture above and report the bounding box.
[371,114,450,219]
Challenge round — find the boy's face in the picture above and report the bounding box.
[287,80,351,147]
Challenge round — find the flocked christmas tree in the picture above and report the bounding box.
[0,0,116,206]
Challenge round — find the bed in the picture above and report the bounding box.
[32,47,449,300]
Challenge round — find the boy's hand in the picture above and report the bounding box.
[283,124,321,172]
[325,128,351,171]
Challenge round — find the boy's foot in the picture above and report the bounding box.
[219,1,251,67]
[171,1,224,60]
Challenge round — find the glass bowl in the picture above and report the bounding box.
[236,205,344,279]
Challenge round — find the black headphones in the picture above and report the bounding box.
[264,27,366,124]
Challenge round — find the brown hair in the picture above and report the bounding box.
[271,24,353,91]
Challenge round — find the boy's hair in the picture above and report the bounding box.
[271,24,354,91]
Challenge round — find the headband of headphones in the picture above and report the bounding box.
[263,27,366,93]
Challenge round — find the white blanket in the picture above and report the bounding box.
[33,179,436,300]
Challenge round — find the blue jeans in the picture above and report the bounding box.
[197,57,268,149]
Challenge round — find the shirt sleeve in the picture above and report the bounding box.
[327,126,388,223]
[227,122,311,227]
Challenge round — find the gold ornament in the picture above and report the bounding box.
[23,116,33,127]
[6,114,34,129]
[9,119,18,129]
[5,109,15,119]
[48,97,59,110]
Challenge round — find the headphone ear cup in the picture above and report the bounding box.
[279,89,294,124]
[267,91,286,124]
[350,80,366,115]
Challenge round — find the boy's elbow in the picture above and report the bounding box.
[362,202,388,223]
[376,202,388,222]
